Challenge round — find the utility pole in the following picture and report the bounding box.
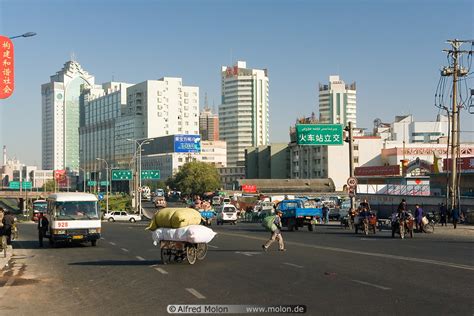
[344,121,355,210]
[441,39,473,213]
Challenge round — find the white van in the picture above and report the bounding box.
[46,193,101,246]
[216,204,238,225]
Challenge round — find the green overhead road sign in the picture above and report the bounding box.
[296,124,344,145]
[9,181,20,189]
[100,181,110,186]
[87,180,97,187]
[8,181,32,190]
[141,170,160,180]
[112,170,133,181]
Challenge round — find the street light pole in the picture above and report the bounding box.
[127,138,154,216]
[9,32,37,39]
[96,158,109,213]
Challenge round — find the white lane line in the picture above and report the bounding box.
[352,279,391,291]
[283,262,303,269]
[186,288,206,299]
[109,242,116,246]
[100,237,105,240]
[136,256,146,261]
[218,232,474,271]
[154,267,168,275]
[208,245,218,249]
[121,248,129,252]
[128,227,133,229]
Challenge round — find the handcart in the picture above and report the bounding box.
[160,240,208,265]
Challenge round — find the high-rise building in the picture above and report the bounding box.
[220,61,269,166]
[42,60,97,172]
[199,106,219,141]
[318,75,356,127]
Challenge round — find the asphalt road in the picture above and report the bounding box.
[1,220,473,316]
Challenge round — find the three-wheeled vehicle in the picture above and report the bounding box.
[160,241,208,265]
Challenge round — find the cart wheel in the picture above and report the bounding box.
[186,245,197,265]
[161,248,171,264]
[196,243,208,260]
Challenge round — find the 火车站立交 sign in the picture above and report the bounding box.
[0,35,14,99]
[296,124,343,145]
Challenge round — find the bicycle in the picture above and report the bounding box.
[422,216,435,233]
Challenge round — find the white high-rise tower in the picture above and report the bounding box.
[42,61,96,171]
[219,61,269,166]
[318,75,357,127]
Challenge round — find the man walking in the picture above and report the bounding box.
[37,212,49,247]
[415,204,424,232]
[262,210,286,252]
[2,210,15,246]
[439,203,447,227]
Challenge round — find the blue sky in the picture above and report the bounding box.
[0,0,473,166]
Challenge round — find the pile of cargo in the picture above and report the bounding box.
[147,208,216,244]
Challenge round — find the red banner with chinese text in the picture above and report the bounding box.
[242,184,257,193]
[354,165,401,177]
[0,35,14,99]
[54,170,68,188]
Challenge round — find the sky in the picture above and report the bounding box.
[0,0,473,166]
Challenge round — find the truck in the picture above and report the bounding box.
[276,199,323,231]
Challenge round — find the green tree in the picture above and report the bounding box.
[168,161,221,196]
[42,180,55,191]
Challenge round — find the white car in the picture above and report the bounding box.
[104,211,142,223]
[216,204,238,225]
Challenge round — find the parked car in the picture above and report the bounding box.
[216,204,238,225]
[103,211,142,223]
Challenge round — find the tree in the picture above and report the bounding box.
[42,180,55,191]
[168,161,221,196]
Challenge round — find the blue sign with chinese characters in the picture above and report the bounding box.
[174,134,201,153]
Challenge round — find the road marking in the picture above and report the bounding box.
[109,242,116,246]
[100,237,105,240]
[283,262,303,269]
[360,238,378,241]
[208,245,218,249]
[352,279,391,290]
[235,251,261,257]
[136,256,146,261]
[154,267,169,274]
[128,227,133,229]
[186,288,206,299]
[121,248,129,252]
[219,231,474,271]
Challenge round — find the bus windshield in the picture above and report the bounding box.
[33,201,47,212]
[54,201,99,220]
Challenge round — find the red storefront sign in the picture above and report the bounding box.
[354,165,401,177]
[54,170,68,188]
[242,184,257,193]
[443,157,474,173]
[0,35,14,99]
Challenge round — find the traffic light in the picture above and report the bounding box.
[344,125,353,143]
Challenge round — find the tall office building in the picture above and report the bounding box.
[318,75,356,127]
[42,60,97,171]
[199,106,219,141]
[219,61,269,166]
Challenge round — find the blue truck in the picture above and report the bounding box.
[276,199,323,231]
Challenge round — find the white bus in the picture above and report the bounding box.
[46,193,101,246]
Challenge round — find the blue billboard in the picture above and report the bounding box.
[174,134,201,153]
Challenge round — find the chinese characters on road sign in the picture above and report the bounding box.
[0,35,14,99]
[296,124,343,145]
